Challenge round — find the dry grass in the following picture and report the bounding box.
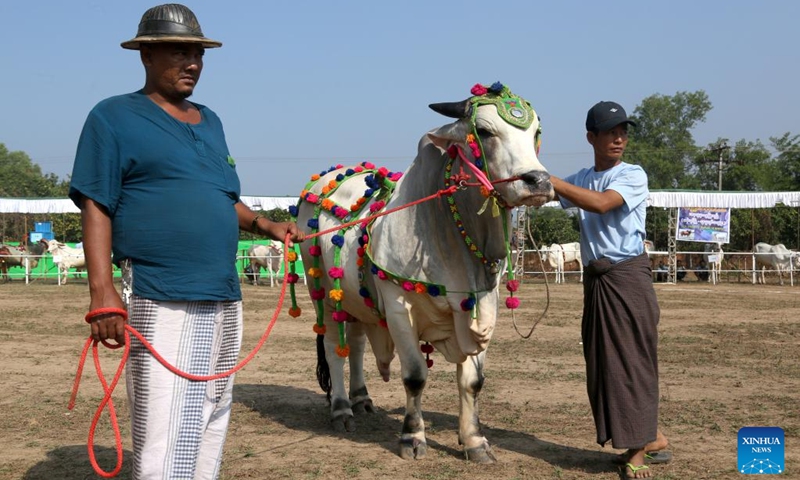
[0,280,798,479]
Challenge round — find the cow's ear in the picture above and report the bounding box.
[429,99,472,119]
[426,121,468,153]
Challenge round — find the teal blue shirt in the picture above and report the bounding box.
[559,162,648,265]
[69,91,242,301]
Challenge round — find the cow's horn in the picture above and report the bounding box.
[429,99,471,119]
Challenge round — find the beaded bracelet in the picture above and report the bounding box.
[84,307,128,324]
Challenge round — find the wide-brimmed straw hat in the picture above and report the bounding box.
[121,3,222,50]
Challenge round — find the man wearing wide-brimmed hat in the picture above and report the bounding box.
[69,4,303,479]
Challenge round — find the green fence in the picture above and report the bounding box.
[1,240,304,282]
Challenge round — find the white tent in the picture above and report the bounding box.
[0,196,298,214]
[3,191,800,214]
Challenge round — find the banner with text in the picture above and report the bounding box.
[676,207,730,244]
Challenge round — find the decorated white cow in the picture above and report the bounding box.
[290,83,552,462]
[542,242,582,284]
[754,242,796,286]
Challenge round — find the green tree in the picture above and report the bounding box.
[770,132,800,191]
[526,207,579,248]
[0,143,68,197]
[1,143,71,242]
[693,139,776,191]
[626,91,712,189]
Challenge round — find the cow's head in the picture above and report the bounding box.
[427,82,553,207]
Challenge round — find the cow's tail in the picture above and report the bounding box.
[316,333,332,403]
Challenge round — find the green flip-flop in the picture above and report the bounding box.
[613,450,673,465]
[623,463,650,478]
[644,451,673,464]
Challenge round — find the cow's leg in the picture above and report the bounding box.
[345,321,375,414]
[383,302,428,460]
[397,344,428,460]
[457,350,495,463]
[322,316,355,432]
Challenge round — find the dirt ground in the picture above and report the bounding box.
[0,278,798,480]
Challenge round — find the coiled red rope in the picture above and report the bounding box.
[69,163,518,477]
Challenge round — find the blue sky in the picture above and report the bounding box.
[1,1,798,196]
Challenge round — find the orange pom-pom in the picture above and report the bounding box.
[313,324,326,334]
[335,344,350,358]
[321,186,330,194]
[288,306,302,317]
[287,251,298,262]
[329,289,344,302]
[310,174,320,181]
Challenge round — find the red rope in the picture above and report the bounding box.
[69,166,517,478]
[69,252,291,477]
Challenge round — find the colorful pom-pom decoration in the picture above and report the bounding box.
[313,324,326,335]
[332,311,349,323]
[329,289,344,302]
[336,344,350,358]
[460,296,476,311]
[328,267,344,279]
[506,279,520,292]
[471,83,488,96]
[310,288,326,300]
[505,296,520,309]
[288,306,302,317]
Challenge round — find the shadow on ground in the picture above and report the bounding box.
[234,383,613,475]
[23,445,133,480]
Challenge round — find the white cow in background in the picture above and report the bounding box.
[703,242,724,284]
[542,242,582,283]
[244,242,284,286]
[754,242,797,286]
[42,239,85,284]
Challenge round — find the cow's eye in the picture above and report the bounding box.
[475,127,493,137]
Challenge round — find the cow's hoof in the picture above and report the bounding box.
[351,398,376,414]
[399,438,427,460]
[464,443,496,464]
[332,414,356,433]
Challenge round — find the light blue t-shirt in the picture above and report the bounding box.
[69,91,242,301]
[559,162,649,265]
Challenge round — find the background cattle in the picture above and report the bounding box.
[541,242,582,283]
[243,242,283,286]
[754,242,797,286]
[703,242,724,284]
[0,244,39,282]
[294,85,552,462]
[42,239,85,285]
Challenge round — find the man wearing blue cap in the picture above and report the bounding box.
[70,4,303,479]
[550,101,669,478]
